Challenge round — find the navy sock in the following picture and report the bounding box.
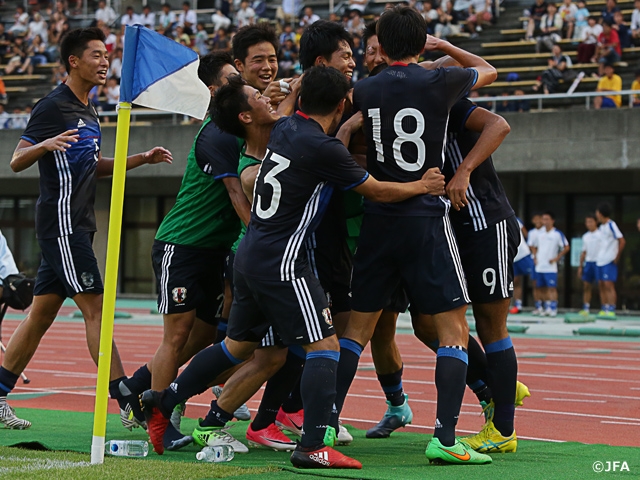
[377,366,405,407]
[252,349,305,431]
[434,346,468,447]
[201,399,234,428]
[108,376,127,399]
[466,335,492,403]
[215,319,228,344]
[124,364,152,394]
[300,351,340,449]
[333,339,364,419]
[0,367,19,397]
[161,341,243,413]
[485,337,517,436]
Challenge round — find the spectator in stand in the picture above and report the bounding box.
[159,3,177,34]
[8,6,29,37]
[0,105,8,129]
[237,0,256,28]
[278,38,298,77]
[174,25,191,45]
[600,0,619,26]
[558,0,577,39]
[612,11,632,49]
[352,34,365,81]
[466,0,492,37]
[51,62,68,85]
[27,35,49,73]
[0,24,11,56]
[140,5,156,29]
[253,0,268,19]
[95,0,117,26]
[537,3,563,53]
[632,0,640,43]
[594,63,622,108]
[211,9,232,32]
[594,20,621,76]
[103,77,120,114]
[435,1,462,39]
[109,47,123,81]
[101,24,117,53]
[28,12,49,44]
[525,0,549,41]
[121,6,140,28]
[277,0,299,25]
[423,1,440,36]
[211,28,231,51]
[632,70,640,107]
[178,1,197,35]
[0,78,7,105]
[279,23,296,44]
[347,10,365,35]
[577,16,602,62]
[300,7,320,27]
[536,44,574,93]
[194,23,209,55]
[495,91,512,112]
[6,107,29,130]
[4,36,30,75]
[349,0,368,15]
[573,0,590,41]
[512,89,531,112]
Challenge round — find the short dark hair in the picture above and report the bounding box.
[363,20,377,49]
[233,24,278,64]
[210,75,252,138]
[198,52,234,87]
[596,202,612,218]
[585,213,597,221]
[299,20,354,71]
[377,5,426,61]
[60,27,106,73]
[299,66,351,116]
[543,211,555,220]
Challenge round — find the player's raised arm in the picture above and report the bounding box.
[95,147,173,178]
[353,167,445,203]
[423,36,497,89]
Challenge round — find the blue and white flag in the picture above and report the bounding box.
[120,25,210,120]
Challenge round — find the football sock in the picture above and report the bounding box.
[108,376,128,409]
[544,301,551,310]
[466,335,491,403]
[514,299,522,309]
[252,349,305,431]
[282,375,304,413]
[433,346,468,447]
[582,303,590,311]
[334,338,364,417]
[215,319,228,344]
[376,366,405,407]
[201,399,233,428]
[300,350,339,449]
[485,337,517,437]
[161,342,243,414]
[550,300,558,311]
[0,367,18,396]
[534,300,542,310]
[125,364,152,394]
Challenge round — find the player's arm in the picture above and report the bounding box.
[521,224,529,239]
[240,164,260,204]
[447,107,511,210]
[419,55,461,70]
[578,250,586,277]
[352,167,445,203]
[423,36,497,89]
[530,246,538,264]
[96,147,173,178]
[615,237,626,264]
[222,176,251,226]
[335,111,363,149]
[551,243,570,263]
[10,130,80,173]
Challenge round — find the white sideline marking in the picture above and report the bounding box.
[601,421,640,426]
[0,456,90,474]
[543,398,607,403]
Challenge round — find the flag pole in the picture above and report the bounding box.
[90,101,132,465]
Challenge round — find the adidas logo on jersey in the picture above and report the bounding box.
[77,118,86,128]
[308,451,330,466]
[509,281,514,291]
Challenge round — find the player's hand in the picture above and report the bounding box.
[549,257,557,264]
[423,35,443,53]
[264,78,293,105]
[144,146,173,165]
[422,167,446,195]
[288,75,302,96]
[446,170,470,211]
[345,111,363,133]
[42,129,79,152]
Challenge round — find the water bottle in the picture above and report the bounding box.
[105,440,149,457]
[196,445,234,462]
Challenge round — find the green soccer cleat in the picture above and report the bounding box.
[461,420,517,453]
[425,437,492,465]
[366,394,413,438]
[192,420,249,453]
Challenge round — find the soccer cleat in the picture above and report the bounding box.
[290,445,362,469]
[481,381,530,422]
[461,420,517,453]
[543,307,552,317]
[578,309,590,316]
[604,311,617,319]
[276,407,304,436]
[425,437,492,465]
[598,310,607,317]
[337,423,353,445]
[212,385,252,421]
[117,380,146,430]
[170,401,185,433]
[192,420,249,453]
[531,307,543,316]
[366,394,413,438]
[549,309,557,317]
[0,397,31,430]
[509,306,521,314]
[246,422,297,451]
[140,390,170,455]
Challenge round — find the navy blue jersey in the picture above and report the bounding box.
[443,98,514,232]
[235,112,368,281]
[21,84,101,239]
[353,63,477,217]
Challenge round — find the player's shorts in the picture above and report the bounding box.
[513,254,534,278]
[151,240,226,325]
[453,216,519,304]
[224,251,235,287]
[34,232,104,298]
[535,272,557,288]
[227,269,335,345]
[597,262,618,282]
[383,284,410,313]
[581,261,598,283]
[351,214,469,316]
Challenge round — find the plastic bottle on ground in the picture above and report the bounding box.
[195,445,235,462]
[105,440,149,457]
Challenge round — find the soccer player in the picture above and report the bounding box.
[510,218,535,314]
[528,213,545,315]
[578,214,601,316]
[0,28,172,429]
[142,66,445,469]
[333,6,497,465]
[529,212,570,317]
[595,203,625,318]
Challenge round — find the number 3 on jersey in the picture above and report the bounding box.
[368,107,426,172]
[256,152,290,219]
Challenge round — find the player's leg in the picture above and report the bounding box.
[150,311,197,390]
[582,280,593,314]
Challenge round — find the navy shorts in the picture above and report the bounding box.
[351,214,469,316]
[581,261,598,283]
[536,272,557,288]
[227,268,335,346]
[597,262,618,282]
[513,255,534,278]
[34,232,103,298]
[151,240,226,325]
[453,216,519,304]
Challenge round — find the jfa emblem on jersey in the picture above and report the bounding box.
[172,287,187,304]
[81,272,94,287]
[322,308,333,326]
